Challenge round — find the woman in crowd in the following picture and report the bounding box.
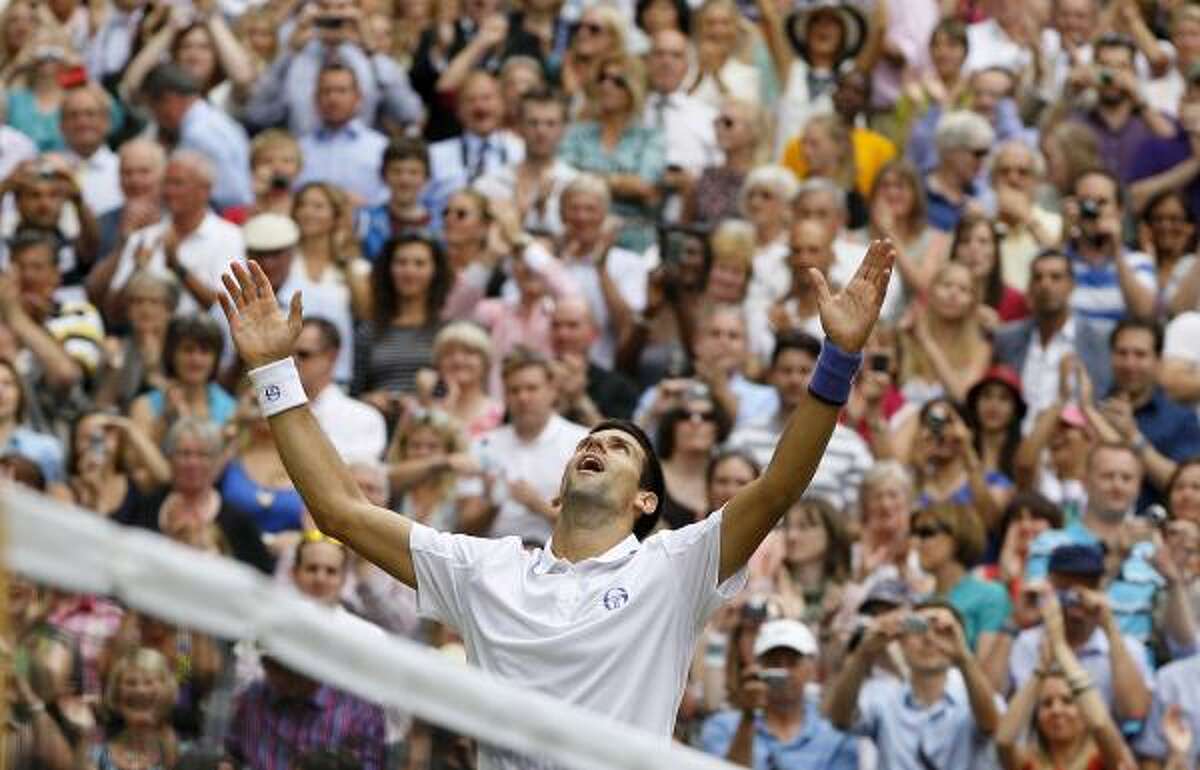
[868,160,949,306]
[121,417,273,573]
[795,114,867,228]
[775,497,852,630]
[657,395,731,529]
[980,492,1063,627]
[894,19,969,148]
[951,214,1029,326]
[1139,190,1200,317]
[911,502,1009,651]
[898,261,991,405]
[1040,120,1103,210]
[292,181,372,321]
[1013,364,1095,517]
[996,588,1136,770]
[426,322,503,438]
[439,188,494,276]
[1169,458,1200,524]
[686,0,768,109]
[560,5,626,102]
[682,98,765,227]
[91,648,180,770]
[0,358,65,486]
[965,366,1026,485]
[853,460,917,583]
[234,7,277,74]
[636,0,690,41]
[923,110,993,232]
[218,387,303,545]
[129,314,235,444]
[354,231,453,410]
[384,408,473,532]
[94,271,177,413]
[6,39,87,152]
[118,5,255,110]
[706,448,759,513]
[559,53,665,253]
[67,410,170,519]
[910,397,1006,532]
[0,1,36,83]
[739,165,796,311]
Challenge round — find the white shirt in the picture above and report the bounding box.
[1021,316,1077,431]
[471,414,589,544]
[831,236,903,321]
[0,128,36,181]
[1165,312,1200,415]
[641,91,722,174]
[66,145,122,217]
[474,160,579,238]
[278,261,360,383]
[309,383,387,463]
[559,247,649,368]
[964,19,1034,74]
[112,212,246,316]
[409,508,748,770]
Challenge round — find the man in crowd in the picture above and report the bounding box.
[459,347,588,544]
[1,159,99,289]
[701,619,857,769]
[550,296,639,423]
[59,84,121,218]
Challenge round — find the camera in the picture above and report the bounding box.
[868,353,891,373]
[1079,198,1102,220]
[924,403,950,438]
[741,597,769,623]
[314,15,344,28]
[1098,68,1114,87]
[902,614,929,634]
[1140,503,1169,528]
[269,173,292,192]
[755,668,789,685]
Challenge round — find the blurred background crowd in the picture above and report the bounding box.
[9,0,1200,766]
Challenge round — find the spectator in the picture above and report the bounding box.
[353,231,451,405]
[909,397,1005,532]
[242,0,423,137]
[706,448,760,512]
[681,97,764,227]
[739,166,797,315]
[383,408,473,531]
[728,331,872,513]
[987,140,1063,292]
[141,63,252,210]
[1130,66,1200,223]
[854,461,916,583]
[7,44,84,153]
[91,648,180,769]
[3,158,99,287]
[996,585,1136,770]
[128,313,235,442]
[426,321,504,439]
[867,159,950,306]
[1135,651,1200,768]
[0,358,64,484]
[559,54,665,253]
[771,497,851,630]
[550,295,640,423]
[91,270,177,412]
[657,391,731,527]
[894,18,969,151]
[993,249,1114,422]
[1010,541,1154,723]
[107,150,246,318]
[824,600,1002,770]
[86,138,166,294]
[964,365,1026,485]
[237,129,302,222]
[295,63,389,207]
[701,619,857,769]
[950,214,1029,326]
[1039,120,1102,208]
[296,317,385,464]
[219,386,304,539]
[475,89,578,238]
[766,218,836,346]
[923,110,993,233]
[66,409,169,518]
[1139,190,1200,317]
[642,29,720,179]
[227,656,386,770]
[359,138,433,262]
[59,84,120,218]
[84,0,149,84]
[460,347,588,543]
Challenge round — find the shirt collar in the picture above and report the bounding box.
[531,534,641,576]
[317,119,362,140]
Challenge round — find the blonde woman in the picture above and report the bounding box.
[427,321,504,438]
[686,0,767,109]
[739,165,797,315]
[898,261,992,405]
[868,159,950,303]
[384,408,476,531]
[681,97,766,226]
[797,113,867,228]
[561,5,627,103]
[292,182,372,322]
[90,648,180,770]
[246,129,302,217]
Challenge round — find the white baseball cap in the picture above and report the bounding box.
[753,619,818,658]
[243,213,299,251]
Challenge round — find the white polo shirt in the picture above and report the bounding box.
[409,509,747,769]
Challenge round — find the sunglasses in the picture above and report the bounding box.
[912,524,948,540]
[597,72,628,89]
[970,148,990,159]
[682,409,716,423]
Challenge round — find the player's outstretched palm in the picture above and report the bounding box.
[811,239,896,352]
[218,261,302,369]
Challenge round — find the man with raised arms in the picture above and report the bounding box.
[217,239,896,767]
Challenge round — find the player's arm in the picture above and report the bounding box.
[219,262,418,588]
[720,241,895,583]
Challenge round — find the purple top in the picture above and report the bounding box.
[226,681,386,770]
[1129,125,1200,219]
[1073,109,1163,185]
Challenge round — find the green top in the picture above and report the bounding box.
[946,573,1012,651]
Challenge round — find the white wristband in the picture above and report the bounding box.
[248,357,308,418]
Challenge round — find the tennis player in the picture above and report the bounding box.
[218,239,895,768]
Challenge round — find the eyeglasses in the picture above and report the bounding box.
[682,409,716,423]
[912,524,948,539]
[970,148,990,159]
[597,72,628,89]
[579,21,606,36]
[443,206,473,220]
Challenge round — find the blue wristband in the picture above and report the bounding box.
[808,339,862,406]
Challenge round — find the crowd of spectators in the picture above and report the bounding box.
[11,0,1200,767]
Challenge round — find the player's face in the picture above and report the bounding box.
[561,429,648,521]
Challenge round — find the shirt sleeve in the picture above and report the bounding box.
[976,581,1013,635]
[407,522,523,628]
[1164,313,1200,360]
[653,507,748,625]
[698,711,738,757]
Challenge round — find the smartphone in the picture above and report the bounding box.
[868,353,890,373]
[658,226,689,267]
[57,65,87,89]
[314,15,344,28]
[432,378,449,399]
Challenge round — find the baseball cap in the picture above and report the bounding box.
[753,619,818,658]
[1048,542,1105,577]
[243,213,299,252]
[859,577,912,614]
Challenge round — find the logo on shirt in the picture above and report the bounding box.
[602,587,629,611]
[264,384,282,402]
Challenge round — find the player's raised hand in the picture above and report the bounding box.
[811,239,896,352]
[219,261,302,369]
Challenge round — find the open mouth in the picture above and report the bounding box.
[578,453,605,473]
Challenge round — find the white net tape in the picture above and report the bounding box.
[0,482,736,770]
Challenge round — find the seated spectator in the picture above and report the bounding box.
[981,492,1065,606]
[106,151,246,319]
[908,397,1005,533]
[421,321,504,438]
[353,231,451,408]
[701,619,857,770]
[642,30,720,183]
[86,140,166,299]
[66,410,169,519]
[242,0,423,137]
[1139,190,1200,317]
[141,63,252,210]
[853,461,917,584]
[59,84,121,218]
[2,157,99,287]
[296,317,386,464]
[459,347,588,544]
[706,448,760,513]
[923,110,993,233]
[359,138,432,262]
[1062,169,1156,330]
[772,497,852,630]
[93,270,176,412]
[220,386,304,540]
[0,358,65,484]
[964,365,1026,490]
[727,331,872,513]
[550,296,640,424]
[824,600,1002,769]
[987,141,1062,292]
[91,648,180,769]
[680,97,764,227]
[996,585,1136,770]
[1131,65,1200,223]
[227,657,385,770]
[1135,649,1200,768]
[383,408,474,531]
[893,18,969,152]
[684,0,767,110]
[294,63,389,208]
[657,390,731,528]
[867,160,950,307]
[236,129,303,222]
[739,165,797,315]
[1013,540,1155,723]
[559,54,665,253]
[7,43,87,153]
[950,214,1029,327]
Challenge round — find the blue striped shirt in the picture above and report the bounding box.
[1067,245,1156,331]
